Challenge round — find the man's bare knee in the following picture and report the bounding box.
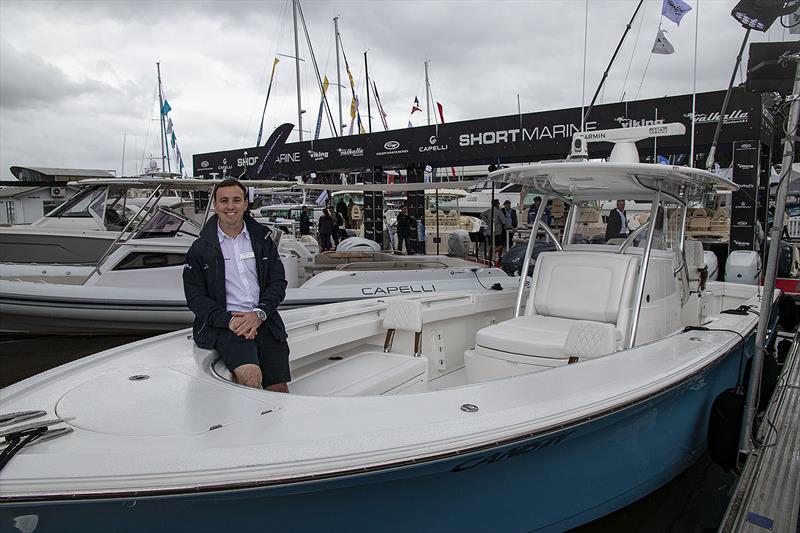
[232,364,262,389]
[266,382,289,393]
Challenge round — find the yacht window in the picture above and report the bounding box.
[137,209,185,239]
[48,186,107,218]
[113,252,186,270]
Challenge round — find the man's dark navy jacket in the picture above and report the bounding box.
[183,213,288,349]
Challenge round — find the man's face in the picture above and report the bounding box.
[214,185,247,226]
[401,206,408,214]
[617,200,626,211]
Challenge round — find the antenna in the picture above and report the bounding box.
[569,123,686,163]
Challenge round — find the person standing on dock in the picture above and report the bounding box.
[605,200,630,242]
[183,178,290,393]
[299,205,311,236]
[396,204,416,255]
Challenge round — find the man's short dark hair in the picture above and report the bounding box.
[213,178,248,201]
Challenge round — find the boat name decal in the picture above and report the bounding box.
[361,284,436,296]
[451,432,571,472]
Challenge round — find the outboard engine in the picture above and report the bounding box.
[500,241,558,277]
[703,251,719,281]
[448,230,472,257]
[336,237,381,252]
[725,250,760,284]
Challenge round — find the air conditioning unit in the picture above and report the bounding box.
[50,187,65,198]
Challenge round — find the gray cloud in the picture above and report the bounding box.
[0,0,796,180]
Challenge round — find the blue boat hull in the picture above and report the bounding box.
[1,334,753,533]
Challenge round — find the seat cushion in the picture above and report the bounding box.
[291,352,427,396]
[475,315,576,359]
[564,320,617,359]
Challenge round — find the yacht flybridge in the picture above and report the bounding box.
[0,125,769,532]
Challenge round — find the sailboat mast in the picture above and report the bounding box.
[424,60,431,126]
[293,0,303,141]
[365,51,372,133]
[334,16,343,136]
[156,62,170,172]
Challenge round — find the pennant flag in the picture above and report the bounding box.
[161,100,172,116]
[661,0,692,25]
[314,75,330,140]
[411,96,422,114]
[408,121,413,128]
[436,102,457,178]
[652,29,675,54]
[372,80,390,131]
[170,131,177,148]
[166,117,174,135]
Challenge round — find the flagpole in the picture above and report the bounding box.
[425,60,431,126]
[156,62,171,173]
[690,0,699,167]
[705,28,752,170]
[292,0,303,142]
[334,16,343,136]
[581,0,588,131]
[582,0,645,126]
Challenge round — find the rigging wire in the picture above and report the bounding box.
[139,83,159,174]
[297,1,338,138]
[635,17,660,100]
[250,0,290,146]
[620,0,648,102]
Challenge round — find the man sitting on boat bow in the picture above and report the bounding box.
[183,178,291,392]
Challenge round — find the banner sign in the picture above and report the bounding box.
[193,88,763,178]
[729,140,760,253]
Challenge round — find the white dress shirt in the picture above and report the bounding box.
[217,224,259,312]
[616,209,629,235]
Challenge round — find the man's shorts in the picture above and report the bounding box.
[215,327,291,388]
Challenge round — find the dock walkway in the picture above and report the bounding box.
[719,333,800,532]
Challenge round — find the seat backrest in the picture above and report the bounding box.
[383,300,423,333]
[526,251,638,326]
[685,239,705,286]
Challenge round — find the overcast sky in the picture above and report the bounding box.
[0,0,797,180]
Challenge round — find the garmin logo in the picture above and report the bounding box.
[361,284,435,296]
[337,148,364,157]
[384,140,400,150]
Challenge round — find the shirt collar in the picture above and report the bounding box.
[217,222,249,243]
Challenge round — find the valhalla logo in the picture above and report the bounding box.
[685,110,749,125]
